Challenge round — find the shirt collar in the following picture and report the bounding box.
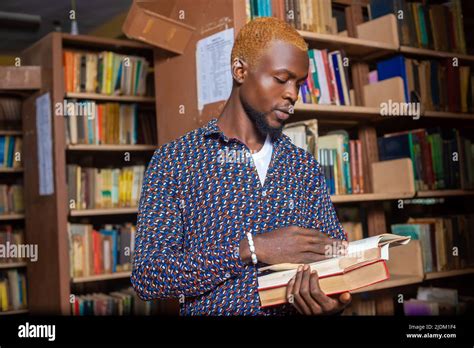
[202,117,287,148]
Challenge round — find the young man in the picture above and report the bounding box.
[132,17,351,316]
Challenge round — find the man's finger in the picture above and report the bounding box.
[299,266,322,315]
[309,270,338,313]
[292,265,311,315]
[286,276,303,314]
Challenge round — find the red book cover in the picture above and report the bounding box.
[321,49,336,104]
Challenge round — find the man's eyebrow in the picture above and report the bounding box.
[274,68,308,80]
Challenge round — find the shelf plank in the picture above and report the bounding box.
[67,144,157,151]
[0,213,24,220]
[425,268,474,280]
[0,130,22,136]
[0,167,23,173]
[69,208,138,216]
[65,92,155,103]
[0,262,28,269]
[416,190,474,198]
[331,192,415,203]
[61,33,152,50]
[299,30,397,60]
[352,274,423,294]
[400,45,474,63]
[294,102,380,119]
[0,309,28,315]
[423,110,474,120]
[72,271,131,283]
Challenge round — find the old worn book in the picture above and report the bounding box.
[257,234,410,308]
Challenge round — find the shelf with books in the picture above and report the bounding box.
[299,30,397,60]
[399,46,474,63]
[294,103,380,119]
[0,130,22,136]
[65,92,155,103]
[425,268,474,280]
[71,271,131,284]
[0,168,23,173]
[416,190,474,198]
[0,262,27,269]
[69,207,138,217]
[66,144,156,152]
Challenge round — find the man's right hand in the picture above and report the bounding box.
[239,225,347,265]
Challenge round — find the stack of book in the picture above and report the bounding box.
[64,101,157,145]
[0,185,24,214]
[0,136,22,168]
[68,223,136,278]
[283,119,365,195]
[257,234,410,307]
[0,269,28,312]
[301,49,352,106]
[342,297,377,315]
[246,0,336,33]
[378,127,474,191]
[71,287,160,316]
[371,0,467,53]
[376,55,473,113]
[0,226,24,263]
[63,50,150,96]
[66,165,145,210]
[391,214,474,273]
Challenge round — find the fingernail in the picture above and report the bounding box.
[304,265,309,271]
[297,265,303,272]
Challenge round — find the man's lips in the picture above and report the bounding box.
[274,109,290,121]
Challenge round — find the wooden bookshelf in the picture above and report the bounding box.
[0,168,23,173]
[72,271,131,284]
[65,92,155,103]
[294,102,380,121]
[21,32,162,315]
[69,207,138,217]
[0,130,22,136]
[66,144,156,152]
[416,190,474,198]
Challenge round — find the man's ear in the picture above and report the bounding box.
[231,57,247,85]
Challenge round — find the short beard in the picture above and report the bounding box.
[241,99,283,142]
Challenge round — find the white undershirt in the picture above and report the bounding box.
[250,134,273,186]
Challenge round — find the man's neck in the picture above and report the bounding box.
[217,90,266,153]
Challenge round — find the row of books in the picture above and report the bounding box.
[300,49,352,106]
[246,0,336,34]
[67,165,145,210]
[378,127,474,191]
[0,269,27,312]
[0,226,24,263]
[391,214,474,273]
[0,136,22,168]
[63,50,150,96]
[0,97,21,129]
[64,101,157,145]
[68,223,136,278]
[371,0,467,53]
[283,119,365,195]
[71,287,160,316]
[0,185,24,214]
[404,287,473,315]
[342,297,377,316]
[377,55,473,113]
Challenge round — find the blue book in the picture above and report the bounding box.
[330,52,345,105]
[377,133,411,161]
[99,228,118,273]
[7,136,14,167]
[376,55,409,102]
[0,136,5,167]
[265,0,272,16]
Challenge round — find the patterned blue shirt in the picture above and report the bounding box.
[131,117,346,315]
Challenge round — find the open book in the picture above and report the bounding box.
[257,234,411,308]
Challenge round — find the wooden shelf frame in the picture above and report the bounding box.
[66,144,157,152]
[65,92,155,103]
[69,207,138,217]
[72,271,131,284]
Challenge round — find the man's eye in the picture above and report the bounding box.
[274,77,287,84]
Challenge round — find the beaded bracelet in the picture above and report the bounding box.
[246,232,258,265]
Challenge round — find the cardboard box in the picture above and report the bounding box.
[122,0,196,54]
[372,158,416,194]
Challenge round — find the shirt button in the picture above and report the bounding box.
[262,190,267,197]
[289,198,294,209]
[225,273,231,279]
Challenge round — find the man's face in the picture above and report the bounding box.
[239,40,309,141]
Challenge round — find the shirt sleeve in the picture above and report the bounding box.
[131,148,247,301]
[306,156,347,241]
